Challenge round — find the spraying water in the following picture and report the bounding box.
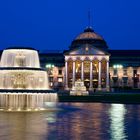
[0,47,57,111]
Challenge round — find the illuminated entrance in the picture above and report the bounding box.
[64,45,110,91]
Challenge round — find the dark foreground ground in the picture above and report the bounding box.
[58,92,140,104]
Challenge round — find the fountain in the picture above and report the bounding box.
[70,79,89,95]
[0,47,57,111]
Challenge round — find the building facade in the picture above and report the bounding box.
[1,27,139,91]
[64,27,110,91]
[38,27,140,91]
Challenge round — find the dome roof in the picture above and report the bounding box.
[75,27,103,40]
[70,27,108,51]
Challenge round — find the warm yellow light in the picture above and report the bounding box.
[40,108,45,110]
[58,78,63,82]
[35,108,39,111]
[17,108,21,111]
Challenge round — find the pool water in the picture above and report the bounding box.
[0,103,140,140]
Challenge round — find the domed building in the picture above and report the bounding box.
[64,27,110,91]
[9,26,139,91]
[36,26,140,91]
[70,27,108,51]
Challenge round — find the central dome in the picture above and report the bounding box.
[70,27,108,51]
[75,27,103,40]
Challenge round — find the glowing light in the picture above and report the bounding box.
[40,108,45,110]
[35,108,39,111]
[85,47,89,51]
[8,108,12,111]
[109,104,126,140]
[0,48,57,112]
[0,49,40,68]
[0,70,49,90]
[113,64,123,69]
[58,78,63,82]
[45,102,56,107]
[17,108,21,111]
[46,64,55,68]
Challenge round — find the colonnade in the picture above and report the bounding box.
[65,56,110,91]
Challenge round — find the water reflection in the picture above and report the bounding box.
[53,103,111,140]
[0,112,49,140]
[109,104,127,140]
[0,103,140,140]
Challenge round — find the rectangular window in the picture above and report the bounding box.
[114,69,118,76]
[58,78,63,82]
[50,82,53,86]
[123,80,127,86]
[58,70,62,75]
[49,77,53,82]
[134,70,137,77]
[123,69,127,76]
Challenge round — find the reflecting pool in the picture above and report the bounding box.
[0,103,140,140]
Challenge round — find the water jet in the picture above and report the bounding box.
[0,47,57,111]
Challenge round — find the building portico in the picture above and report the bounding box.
[64,27,110,91]
[37,26,140,91]
[64,44,110,91]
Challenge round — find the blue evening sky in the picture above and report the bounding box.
[0,0,140,50]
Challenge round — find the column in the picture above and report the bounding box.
[81,61,84,81]
[98,60,102,90]
[137,68,140,88]
[72,61,76,86]
[65,61,68,89]
[106,61,110,91]
[89,61,93,90]
[138,76,140,88]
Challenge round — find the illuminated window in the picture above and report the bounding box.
[58,78,63,82]
[50,82,53,86]
[123,70,127,76]
[85,47,89,51]
[134,70,138,77]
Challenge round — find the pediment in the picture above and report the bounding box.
[65,44,108,55]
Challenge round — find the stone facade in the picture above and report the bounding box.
[1,27,140,91]
[38,27,140,90]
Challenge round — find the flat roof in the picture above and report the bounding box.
[109,50,140,57]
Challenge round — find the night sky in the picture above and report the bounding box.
[0,0,140,51]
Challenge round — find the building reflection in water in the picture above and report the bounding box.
[54,103,110,140]
[1,103,140,140]
[109,104,127,140]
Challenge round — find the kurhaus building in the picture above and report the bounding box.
[1,26,140,91]
[39,26,140,91]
